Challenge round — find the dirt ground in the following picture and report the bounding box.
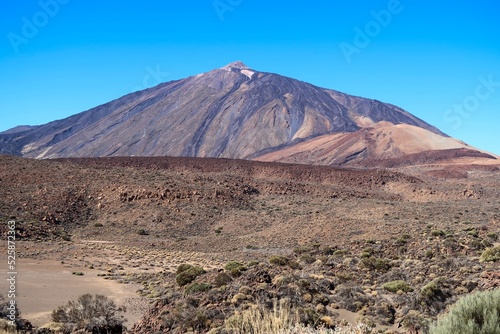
[0,248,147,328]
[0,155,499,332]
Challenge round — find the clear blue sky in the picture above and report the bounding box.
[1,0,499,154]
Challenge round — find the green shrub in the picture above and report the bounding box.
[224,261,246,277]
[360,256,391,272]
[429,288,500,334]
[214,272,232,287]
[247,260,260,267]
[269,255,290,266]
[175,266,205,286]
[401,310,429,333]
[176,263,194,274]
[486,232,498,241]
[299,254,316,264]
[288,260,301,269]
[421,280,441,300]
[137,229,149,235]
[52,294,125,334]
[431,230,445,237]
[185,283,212,295]
[224,261,244,271]
[382,280,413,293]
[332,249,348,257]
[480,246,500,262]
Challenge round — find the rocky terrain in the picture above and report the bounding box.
[0,155,499,333]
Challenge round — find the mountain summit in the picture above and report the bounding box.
[221,61,249,70]
[0,61,496,166]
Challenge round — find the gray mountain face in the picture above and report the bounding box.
[0,61,446,160]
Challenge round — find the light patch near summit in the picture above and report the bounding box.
[240,70,255,79]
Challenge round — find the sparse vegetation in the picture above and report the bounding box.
[2,155,500,333]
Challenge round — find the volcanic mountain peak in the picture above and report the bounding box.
[0,62,496,167]
[221,60,249,70]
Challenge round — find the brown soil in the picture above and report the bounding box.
[0,155,499,333]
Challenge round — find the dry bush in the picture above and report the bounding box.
[51,294,125,334]
[225,299,372,334]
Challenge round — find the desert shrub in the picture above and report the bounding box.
[469,238,485,250]
[225,298,299,333]
[248,260,260,267]
[185,282,212,295]
[367,300,396,326]
[176,263,194,274]
[51,294,125,334]
[214,272,233,287]
[269,255,290,266]
[420,280,440,300]
[332,249,348,257]
[429,288,500,334]
[401,310,429,333]
[419,278,453,315]
[162,302,209,332]
[225,299,372,333]
[288,260,301,269]
[294,246,313,254]
[360,256,391,272]
[225,261,246,277]
[467,229,479,237]
[175,266,205,286]
[334,285,373,313]
[480,246,500,262]
[299,254,316,264]
[137,228,149,235]
[486,232,498,241]
[430,229,444,237]
[382,280,413,293]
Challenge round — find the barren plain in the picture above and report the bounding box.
[0,155,499,333]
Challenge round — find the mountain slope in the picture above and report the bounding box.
[255,122,496,166]
[1,61,494,166]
